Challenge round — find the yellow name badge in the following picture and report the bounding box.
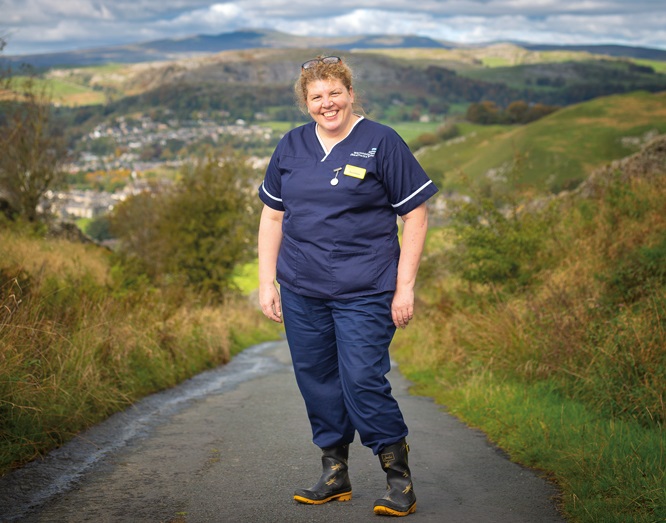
[343,164,367,180]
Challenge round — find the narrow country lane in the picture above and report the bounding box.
[0,341,564,523]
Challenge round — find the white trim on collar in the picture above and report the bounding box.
[317,115,365,161]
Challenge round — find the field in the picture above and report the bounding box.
[11,75,106,106]
[459,59,664,91]
[635,58,666,73]
[361,46,602,70]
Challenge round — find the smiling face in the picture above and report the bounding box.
[305,78,355,140]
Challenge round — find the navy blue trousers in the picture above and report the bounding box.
[280,286,408,455]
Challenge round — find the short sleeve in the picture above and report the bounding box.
[380,133,438,216]
[258,143,285,212]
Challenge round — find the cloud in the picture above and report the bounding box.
[2,0,665,54]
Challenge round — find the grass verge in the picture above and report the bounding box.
[394,346,665,523]
[391,136,666,522]
[0,225,281,475]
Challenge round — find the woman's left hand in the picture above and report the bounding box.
[391,285,414,329]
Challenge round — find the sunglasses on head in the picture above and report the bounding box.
[301,56,342,70]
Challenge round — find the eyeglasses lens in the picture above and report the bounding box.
[301,56,341,70]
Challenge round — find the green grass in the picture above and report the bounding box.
[480,57,512,67]
[231,259,259,294]
[258,120,442,144]
[633,59,666,74]
[400,368,665,523]
[388,121,442,142]
[357,47,602,72]
[417,90,666,194]
[11,76,105,106]
[75,217,92,232]
[415,122,513,191]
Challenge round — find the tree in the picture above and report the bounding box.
[86,215,113,242]
[445,157,555,290]
[466,101,501,124]
[110,154,260,295]
[506,100,529,123]
[109,188,170,280]
[0,73,67,221]
[161,154,260,293]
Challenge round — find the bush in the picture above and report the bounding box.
[111,154,261,295]
[446,193,555,290]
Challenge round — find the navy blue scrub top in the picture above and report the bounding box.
[258,117,438,300]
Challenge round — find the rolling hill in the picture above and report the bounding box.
[416,90,666,195]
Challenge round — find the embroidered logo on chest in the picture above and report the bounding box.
[350,147,377,159]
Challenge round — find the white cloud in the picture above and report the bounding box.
[2,0,666,54]
[268,9,439,37]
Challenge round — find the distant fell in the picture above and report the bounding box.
[3,29,663,69]
[2,29,449,69]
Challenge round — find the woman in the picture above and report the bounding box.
[257,55,438,517]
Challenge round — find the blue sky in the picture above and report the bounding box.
[2,0,666,55]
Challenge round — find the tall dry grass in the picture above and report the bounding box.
[0,226,278,474]
[392,138,666,521]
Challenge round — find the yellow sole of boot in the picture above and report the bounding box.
[294,491,352,504]
[373,503,416,516]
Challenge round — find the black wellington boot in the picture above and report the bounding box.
[293,444,352,504]
[373,439,416,516]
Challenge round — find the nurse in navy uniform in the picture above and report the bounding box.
[257,55,438,517]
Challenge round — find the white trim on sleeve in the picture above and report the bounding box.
[391,180,433,209]
[261,182,283,202]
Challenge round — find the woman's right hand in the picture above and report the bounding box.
[259,283,283,323]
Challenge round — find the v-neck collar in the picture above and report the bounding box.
[316,115,364,161]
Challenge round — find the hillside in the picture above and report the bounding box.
[393,134,666,523]
[3,29,665,113]
[416,90,666,194]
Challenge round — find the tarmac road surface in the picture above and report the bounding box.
[0,340,565,523]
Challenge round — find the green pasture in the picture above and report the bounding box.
[259,120,442,144]
[389,121,442,142]
[417,90,666,194]
[358,47,599,71]
[634,58,666,74]
[459,58,666,92]
[81,63,127,74]
[11,75,105,106]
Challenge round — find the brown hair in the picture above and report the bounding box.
[293,56,363,115]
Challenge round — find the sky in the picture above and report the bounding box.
[2,0,666,56]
